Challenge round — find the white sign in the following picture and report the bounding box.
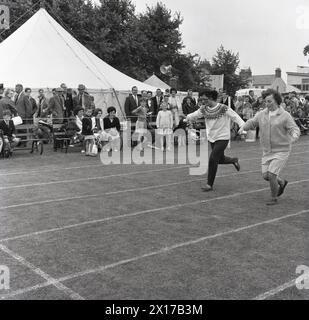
[0,265,10,290]
[0,5,9,30]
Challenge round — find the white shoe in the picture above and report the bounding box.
[113,149,118,152]
[81,150,86,154]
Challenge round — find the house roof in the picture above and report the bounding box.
[286,72,309,77]
[252,75,275,85]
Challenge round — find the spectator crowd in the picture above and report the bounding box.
[0,82,308,157]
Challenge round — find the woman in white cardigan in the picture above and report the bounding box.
[186,90,245,192]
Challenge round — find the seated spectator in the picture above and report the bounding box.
[182,97,198,115]
[0,89,18,119]
[75,107,84,134]
[82,108,96,156]
[174,114,188,147]
[103,106,121,152]
[0,110,20,154]
[63,116,82,146]
[92,108,108,145]
[92,108,104,133]
[182,89,197,107]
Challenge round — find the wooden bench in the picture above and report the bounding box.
[52,124,71,153]
[14,124,44,155]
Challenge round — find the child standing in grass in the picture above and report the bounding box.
[82,108,96,156]
[132,98,149,151]
[156,102,173,151]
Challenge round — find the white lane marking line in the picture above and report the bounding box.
[2,209,308,300]
[57,210,309,284]
[0,281,52,300]
[0,165,190,190]
[0,244,85,300]
[1,178,308,243]
[1,161,308,211]
[253,273,309,300]
[0,144,308,177]
[1,153,309,191]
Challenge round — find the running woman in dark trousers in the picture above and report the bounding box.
[186,90,245,192]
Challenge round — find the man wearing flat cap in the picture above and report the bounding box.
[73,84,94,111]
[48,87,65,124]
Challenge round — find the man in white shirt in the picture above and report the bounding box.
[186,90,245,192]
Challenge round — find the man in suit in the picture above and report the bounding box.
[61,83,74,119]
[151,88,163,118]
[49,87,65,124]
[220,91,236,111]
[34,89,50,119]
[25,88,38,117]
[73,84,93,111]
[14,84,33,123]
[248,90,256,105]
[124,86,141,123]
[0,89,18,119]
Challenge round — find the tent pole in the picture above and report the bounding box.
[112,88,127,121]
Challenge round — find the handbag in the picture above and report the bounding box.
[90,143,98,156]
[245,130,256,142]
[12,116,23,126]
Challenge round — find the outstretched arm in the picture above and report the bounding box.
[226,107,245,127]
[186,108,203,123]
[239,112,260,134]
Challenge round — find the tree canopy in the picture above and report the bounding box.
[0,0,247,94]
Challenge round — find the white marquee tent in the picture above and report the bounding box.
[0,8,160,118]
[144,75,171,90]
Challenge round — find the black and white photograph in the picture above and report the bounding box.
[0,0,308,308]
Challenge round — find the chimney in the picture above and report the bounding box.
[275,68,281,78]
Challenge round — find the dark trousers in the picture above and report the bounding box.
[208,140,236,187]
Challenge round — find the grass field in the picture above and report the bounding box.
[0,136,308,300]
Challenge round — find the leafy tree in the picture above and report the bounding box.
[211,45,247,95]
[137,2,184,77]
[304,44,309,56]
[0,0,39,41]
[91,0,148,80]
